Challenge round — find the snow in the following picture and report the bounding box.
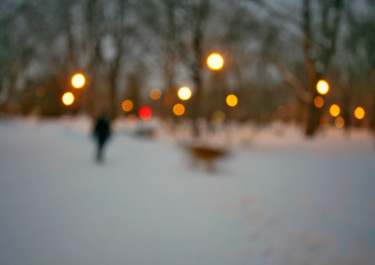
[1,116,375,265]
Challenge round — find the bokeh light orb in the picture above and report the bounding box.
[177,87,192,100]
[335,116,345,128]
[71,73,86,89]
[62,92,74,106]
[139,106,152,120]
[314,96,324,108]
[150,88,162,100]
[316,80,329,95]
[329,104,340,117]
[207,53,224,70]
[122,99,134,112]
[354,107,365,120]
[226,94,238,107]
[173,103,185,116]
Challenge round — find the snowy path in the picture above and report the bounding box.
[1,118,375,265]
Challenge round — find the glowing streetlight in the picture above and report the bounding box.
[173,103,185,116]
[354,107,365,120]
[207,53,224,71]
[71,73,86,89]
[139,106,152,120]
[122,99,134,112]
[313,96,324,108]
[335,116,345,128]
[316,79,329,95]
[226,94,238,107]
[177,86,192,100]
[62,92,74,106]
[329,104,340,117]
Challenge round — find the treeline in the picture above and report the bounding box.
[0,0,374,136]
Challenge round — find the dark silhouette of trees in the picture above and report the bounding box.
[0,0,373,136]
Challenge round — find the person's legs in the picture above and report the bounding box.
[96,141,104,162]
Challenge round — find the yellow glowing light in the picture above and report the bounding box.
[329,104,340,117]
[335,116,345,128]
[71,73,86,89]
[173,103,185,116]
[354,107,365,120]
[226,94,238,107]
[177,86,192,100]
[207,53,224,70]
[316,80,329,95]
[314,96,324,108]
[150,88,162,100]
[62,92,74,106]
[122,99,134,112]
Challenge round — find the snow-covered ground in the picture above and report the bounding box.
[1,116,374,265]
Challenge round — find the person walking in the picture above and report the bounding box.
[93,112,111,162]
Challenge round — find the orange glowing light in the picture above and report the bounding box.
[329,104,340,117]
[71,73,86,89]
[62,92,74,106]
[122,99,133,112]
[226,94,238,107]
[139,107,152,120]
[173,103,185,116]
[354,107,365,120]
[207,53,224,70]
[335,116,345,128]
[150,88,162,100]
[177,87,192,100]
[314,96,324,108]
[316,80,329,95]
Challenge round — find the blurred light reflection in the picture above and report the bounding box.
[139,107,152,120]
[71,73,86,89]
[354,107,365,120]
[173,103,185,116]
[62,92,74,106]
[122,99,133,112]
[329,104,340,117]
[178,87,192,101]
[316,80,329,95]
[226,94,238,107]
[314,96,324,108]
[335,116,345,128]
[150,88,162,100]
[207,53,224,70]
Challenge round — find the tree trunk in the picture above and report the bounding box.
[305,91,319,136]
[108,68,118,120]
[191,68,203,136]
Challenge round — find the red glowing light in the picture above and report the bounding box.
[139,107,152,120]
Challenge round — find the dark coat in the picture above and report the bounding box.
[94,116,111,145]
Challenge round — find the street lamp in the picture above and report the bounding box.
[122,99,134,112]
[329,104,340,117]
[354,106,365,120]
[71,73,86,89]
[313,96,324,108]
[316,79,329,95]
[226,94,238,107]
[173,103,185,116]
[207,53,224,71]
[62,92,75,106]
[177,86,192,100]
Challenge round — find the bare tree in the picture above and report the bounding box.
[247,0,345,136]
